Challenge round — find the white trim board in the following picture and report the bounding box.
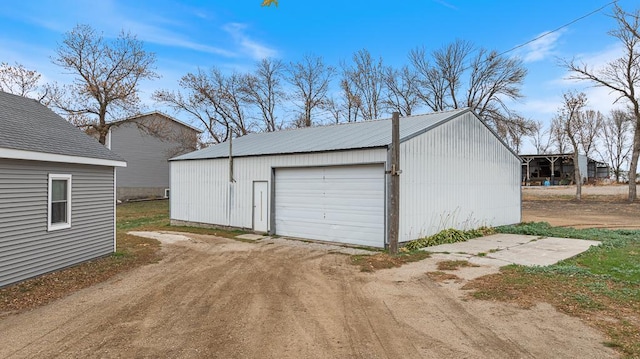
[0,147,127,167]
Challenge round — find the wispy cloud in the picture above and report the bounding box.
[520,44,627,122]
[122,20,237,57]
[432,0,458,10]
[223,22,278,60]
[522,29,564,63]
[567,43,623,69]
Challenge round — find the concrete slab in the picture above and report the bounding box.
[422,234,599,267]
[421,233,538,254]
[235,234,267,240]
[490,237,598,266]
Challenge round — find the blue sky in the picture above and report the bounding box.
[0,0,635,151]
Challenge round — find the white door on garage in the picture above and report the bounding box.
[275,164,385,247]
[253,181,269,232]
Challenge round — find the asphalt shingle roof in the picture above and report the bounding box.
[0,91,124,162]
[172,108,470,161]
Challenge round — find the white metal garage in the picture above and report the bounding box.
[169,108,522,248]
[275,164,385,247]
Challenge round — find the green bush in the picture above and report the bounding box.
[404,226,495,251]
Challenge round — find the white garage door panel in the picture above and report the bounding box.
[275,164,384,247]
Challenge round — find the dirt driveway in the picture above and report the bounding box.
[0,234,615,358]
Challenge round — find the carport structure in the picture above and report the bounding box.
[169,109,521,248]
[520,153,610,185]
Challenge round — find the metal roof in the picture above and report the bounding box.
[172,108,470,161]
[0,91,125,162]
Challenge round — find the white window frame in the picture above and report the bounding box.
[164,188,170,199]
[48,174,72,231]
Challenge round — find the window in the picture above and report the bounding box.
[164,188,170,199]
[48,174,72,231]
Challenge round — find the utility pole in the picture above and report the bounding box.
[389,112,400,255]
[228,123,235,227]
[228,124,234,183]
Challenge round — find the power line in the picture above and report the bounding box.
[495,0,618,58]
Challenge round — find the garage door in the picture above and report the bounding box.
[275,164,385,247]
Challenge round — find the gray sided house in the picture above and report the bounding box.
[0,91,126,287]
[106,112,201,200]
[170,108,521,248]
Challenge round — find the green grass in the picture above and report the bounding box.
[496,222,640,284]
[116,200,170,230]
[116,199,250,239]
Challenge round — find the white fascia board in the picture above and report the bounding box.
[0,147,127,167]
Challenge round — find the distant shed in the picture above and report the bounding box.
[169,108,521,248]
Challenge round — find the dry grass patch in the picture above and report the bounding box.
[437,260,479,271]
[351,251,430,272]
[426,271,460,282]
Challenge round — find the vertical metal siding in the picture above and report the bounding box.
[0,159,116,287]
[399,112,521,242]
[170,149,387,230]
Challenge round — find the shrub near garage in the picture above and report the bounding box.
[404,227,495,251]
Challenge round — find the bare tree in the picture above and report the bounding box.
[343,49,385,121]
[126,115,200,157]
[48,24,158,145]
[435,39,473,109]
[286,54,335,127]
[326,77,362,124]
[154,67,251,144]
[599,109,634,182]
[242,58,285,132]
[562,4,640,201]
[0,62,47,100]
[529,120,552,154]
[497,115,534,154]
[466,48,528,138]
[550,117,569,153]
[383,65,420,116]
[578,109,604,157]
[555,91,588,200]
[409,40,528,142]
[409,46,449,111]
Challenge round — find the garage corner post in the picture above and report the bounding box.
[389,112,400,255]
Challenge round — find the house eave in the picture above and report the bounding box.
[0,147,127,167]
